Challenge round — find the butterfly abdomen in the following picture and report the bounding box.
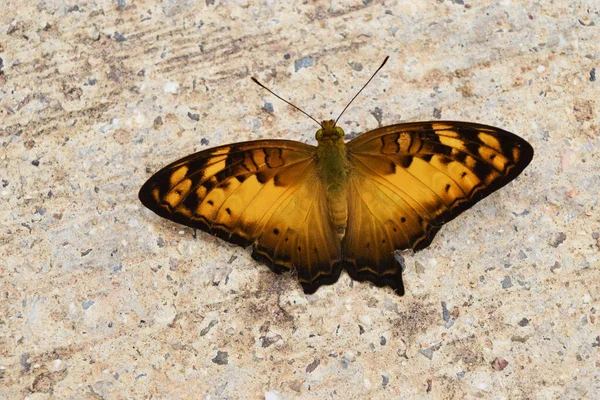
[316,135,350,237]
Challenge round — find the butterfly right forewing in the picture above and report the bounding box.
[342,121,533,292]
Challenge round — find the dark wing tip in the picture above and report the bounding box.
[344,260,405,296]
[298,261,346,295]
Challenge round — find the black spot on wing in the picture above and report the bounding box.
[256,171,268,184]
[421,128,440,143]
[437,155,453,165]
[234,174,247,183]
[273,173,284,187]
[182,190,202,213]
[419,154,433,162]
[472,159,493,181]
[386,161,396,174]
[399,155,413,169]
[464,141,482,158]
[457,126,480,140]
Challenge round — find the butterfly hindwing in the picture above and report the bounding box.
[251,166,344,293]
[139,140,344,293]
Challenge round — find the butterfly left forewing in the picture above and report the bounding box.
[139,140,316,246]
[139,140,345,293]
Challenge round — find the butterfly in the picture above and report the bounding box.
[139,58,534,296]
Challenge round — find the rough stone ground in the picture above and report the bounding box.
[1,0,599,398]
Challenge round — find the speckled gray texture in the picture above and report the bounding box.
[1,1,599,398]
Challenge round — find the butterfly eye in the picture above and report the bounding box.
[316,129,323,140]
[335,127,345,137]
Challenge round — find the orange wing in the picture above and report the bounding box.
[343,121,534,294]
[138,140,344,293]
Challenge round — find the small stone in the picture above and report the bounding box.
[518,318,530,327]
[358,315,372,325]
[433,107,442,119]
[187,112,200,121]
[263,102,274,112]
[380,336,387,346]
[114,32,128,42]
[441,301,450,322]
[82,300,95,310]
[370,107,383,126]
[20,353,31,372]
[518,250,528,260]
[200,320,218,336]
[294,56,313,72]
[261,334,282,347]
[341,351,356,367]
[349,61,363,71]
[212,351,228,365]
[511,335,528,343]
[491,357,509,371]
[418,343,441,360]
[306,359,320,373]
[549,232,567,248]
[590,68,596,82]
[382,374,389,387]
[501,276,513,289]
[152,116,163,129]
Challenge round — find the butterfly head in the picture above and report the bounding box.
[316,120,345,141]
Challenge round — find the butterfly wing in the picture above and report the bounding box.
[343,121,534,294]
[139,140,343,293]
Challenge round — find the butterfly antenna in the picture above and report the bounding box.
[251,77,323,128]
[334,56,389,127]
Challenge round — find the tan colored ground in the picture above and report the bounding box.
[1,1,599,398]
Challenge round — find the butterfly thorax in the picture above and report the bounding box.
[316,120,349,237]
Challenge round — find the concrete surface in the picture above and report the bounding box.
[1,0,599,398]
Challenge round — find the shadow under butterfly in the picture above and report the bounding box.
[139,57,534,296]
